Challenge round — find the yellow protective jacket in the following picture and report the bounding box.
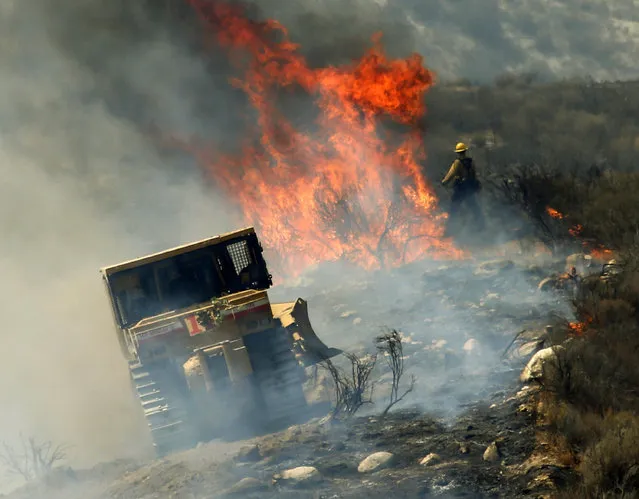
[441,157,477,187]
[442,159,464,186]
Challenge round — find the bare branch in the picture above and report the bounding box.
[319,352,377,419]
[376,328,416,416]
[0,434,68,482]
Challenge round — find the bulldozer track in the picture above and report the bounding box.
[129,360,197,456]
[244,327,308,422]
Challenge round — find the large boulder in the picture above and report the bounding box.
[463,338,482,356]
[357,452,395,473]
[520,345,565,386]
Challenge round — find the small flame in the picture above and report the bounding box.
[546,207,564,219]
[568,316,593,336]
[545,207,614,259]
[568,321,586,335]
[569,224,584,237]
[547,206,586,237]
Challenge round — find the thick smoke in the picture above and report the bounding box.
[0,0,237,490]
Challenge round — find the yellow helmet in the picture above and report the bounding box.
[455,142,468,153]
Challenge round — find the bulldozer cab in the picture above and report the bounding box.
[101,228,272,332]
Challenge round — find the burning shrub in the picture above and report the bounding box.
[489,166,639,264]
[546,248,639,497]
[488,164,584,253]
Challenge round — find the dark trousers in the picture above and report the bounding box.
[445,187,485,237]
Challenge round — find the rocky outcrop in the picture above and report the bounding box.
[520,345,565,386]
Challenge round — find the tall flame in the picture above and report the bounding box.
[183,0,463,275]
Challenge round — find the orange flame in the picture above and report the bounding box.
[183,0,464,276]
[568,321,586,335]
[546,207,564,219]
[588,245,614,260]
[568,224,584,237]
[568,316,593,336]
[546,207,614,259]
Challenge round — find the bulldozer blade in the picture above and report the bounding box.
[271,298,342,366]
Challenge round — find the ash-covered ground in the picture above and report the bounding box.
[273,250,572,416]
[5,248,578,499]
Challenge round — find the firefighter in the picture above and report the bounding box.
[441,142,485,236]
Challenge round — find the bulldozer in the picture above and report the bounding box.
[100,227,341,456]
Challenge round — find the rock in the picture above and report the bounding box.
[520,345,565,386]
[225,477,265,495]
[463,338,481,355]
[419,453,441,466]
[357,451,394,473]
[483,442,500,462]
[236,444,261,462]
[274,466,322,485]
[425,339,448,351]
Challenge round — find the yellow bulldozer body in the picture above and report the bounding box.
[99,227,340,455]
